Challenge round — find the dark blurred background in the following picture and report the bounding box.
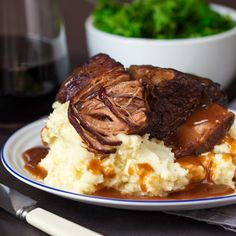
[57,0,236,65]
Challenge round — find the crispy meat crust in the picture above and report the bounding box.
[129,65,228,139]
[57,54,149,154]
[56,54,233,157]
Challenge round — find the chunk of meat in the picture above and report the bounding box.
[57,54,149,154]
[191,75,227,107]
[57,54,129,103]
[56,54,232,158]
[165,103,235,158]
[129,66,202,138]
[129,65,227,106]
[129,65,227,139]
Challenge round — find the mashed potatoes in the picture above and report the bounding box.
[40,102,236,197]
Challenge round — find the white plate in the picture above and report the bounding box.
[2,119,236,211]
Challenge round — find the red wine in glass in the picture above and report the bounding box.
[0,36,69,124]
[0,0,70,126]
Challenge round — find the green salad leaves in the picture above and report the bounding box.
[93,0,236,39]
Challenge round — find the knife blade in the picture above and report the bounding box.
[0,183,37,219]
[0,183,102,236]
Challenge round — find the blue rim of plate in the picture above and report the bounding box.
[1,118,236,205]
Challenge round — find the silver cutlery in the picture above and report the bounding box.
[0,183,101,236]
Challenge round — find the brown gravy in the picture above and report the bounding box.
[222,135,236,155]
[88,159,102,175]
[137,163,154,192]
[22,146,235,200]
[94,183,234,200]
[22,146,48,179]
[167,103,229,150]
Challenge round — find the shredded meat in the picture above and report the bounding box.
[56,54,129,103]
[57,54,149,154]
[56,54,234,158]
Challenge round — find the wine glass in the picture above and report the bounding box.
[0,0,70,127]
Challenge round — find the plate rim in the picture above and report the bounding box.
[2,118,236,207]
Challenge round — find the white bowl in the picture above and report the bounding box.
[85,4,236,88]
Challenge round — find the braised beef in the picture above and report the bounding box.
[56,54,129,103]
[129,65,227,139]
[191,75,227,107]
[56,54,234,158]
[165,103,235,158]
[58,54,149,154]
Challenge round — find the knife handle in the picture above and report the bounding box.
[26,207,102,236]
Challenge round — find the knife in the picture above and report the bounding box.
[0,183,102,236]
